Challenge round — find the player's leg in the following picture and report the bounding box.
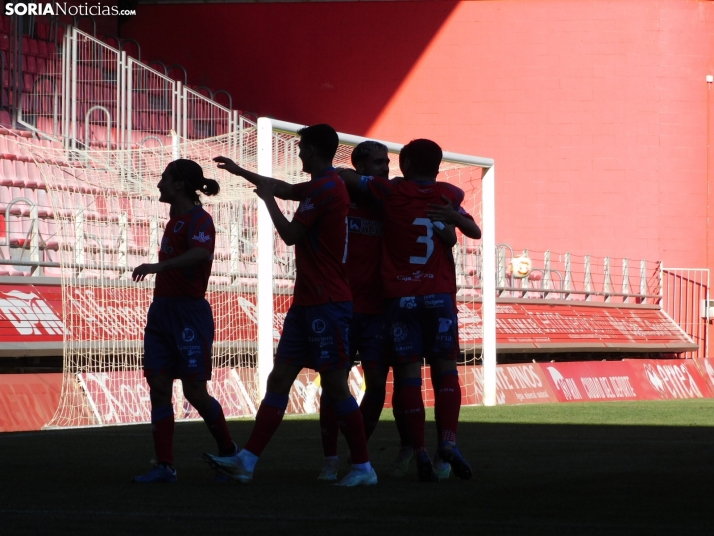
[133,374,177,483]
[386,296,437,482]
[177,299,235,459]
[320,369,376,486]
[317,375,340,481]
[426,293,472,480]
[314,301,376,486]
[182,380,235,457]
[133,300,177,483]
[357,314,388,441]
[203,361,301,483]
[430,358,471,479]
[390,375,414,477]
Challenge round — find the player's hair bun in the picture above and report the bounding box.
[201,178,220,196]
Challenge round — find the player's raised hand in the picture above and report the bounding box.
[213,156,242,176]
[426,195,458,224]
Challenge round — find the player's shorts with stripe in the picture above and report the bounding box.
[275,301,352,372]
[350,312,385,370]
[143,297,214,381]
[383,293,459,365]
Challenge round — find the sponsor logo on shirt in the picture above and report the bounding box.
[424,295,445,307]
[300,197,315,212]
[182,327,195,342]
[312,318,326,334]
[348,216,383,236]
[173,221,185,233]
[399,297,417,309]
[397,270,434,282]
[160,237,174,254]
[392,322,408,343]
[178,344,202,356]
[438,318,453,333]
[192,232,211,243]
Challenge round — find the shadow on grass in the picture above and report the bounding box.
[1,406,713,536]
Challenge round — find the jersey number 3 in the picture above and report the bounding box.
[410,218,434,265]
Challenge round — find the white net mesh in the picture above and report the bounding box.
[8,119,485,428]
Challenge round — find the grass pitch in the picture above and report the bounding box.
[1,400,714,535]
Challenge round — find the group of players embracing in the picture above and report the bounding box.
[131,124,481,487]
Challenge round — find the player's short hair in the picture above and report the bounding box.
[167,159,220,205]
[400,139,442,177]
[298,124,339,160]
[351,141,388,168]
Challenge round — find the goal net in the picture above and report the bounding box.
[13,118,489,428]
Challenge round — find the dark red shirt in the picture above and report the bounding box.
[290,169,352,306]
[345,198,384,315]
[154,205,214,299]
[359,176,474,298]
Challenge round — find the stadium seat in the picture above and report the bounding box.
[25,162,44,189]
[36,188,53,218]
[37,40,49,58]
[1,158,15,186]
[12,160,28,187]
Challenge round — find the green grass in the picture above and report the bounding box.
[2,400,714,535]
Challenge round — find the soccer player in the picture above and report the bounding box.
[132,159,236,484]
[316,140,400,481]
[339,139,481,482]
[204,124,377,487]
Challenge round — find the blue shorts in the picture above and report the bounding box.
[384,293,459,365]
[275,301,352,373]
[143,297,214,381]
[350,312,385,370]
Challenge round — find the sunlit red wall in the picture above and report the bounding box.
[123,0,714,270]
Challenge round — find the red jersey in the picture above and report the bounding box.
[346,198,383,315]
[154,205,215,299]
[359,176,474,299]
[290,169,352,306]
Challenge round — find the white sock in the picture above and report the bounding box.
[351,461,372,473]
[238,449,259,472]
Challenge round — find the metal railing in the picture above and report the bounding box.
[456,245,663,304]
[16,26,239,154]
[661,267,709,359]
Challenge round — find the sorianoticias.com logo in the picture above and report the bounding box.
[5,3,136,17]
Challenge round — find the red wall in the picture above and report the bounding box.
[123,0,714,270]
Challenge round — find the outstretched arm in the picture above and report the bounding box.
[254,182,308,246]
[214,156,298,200]
[337,168,364,192]
[427,196,482,239]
